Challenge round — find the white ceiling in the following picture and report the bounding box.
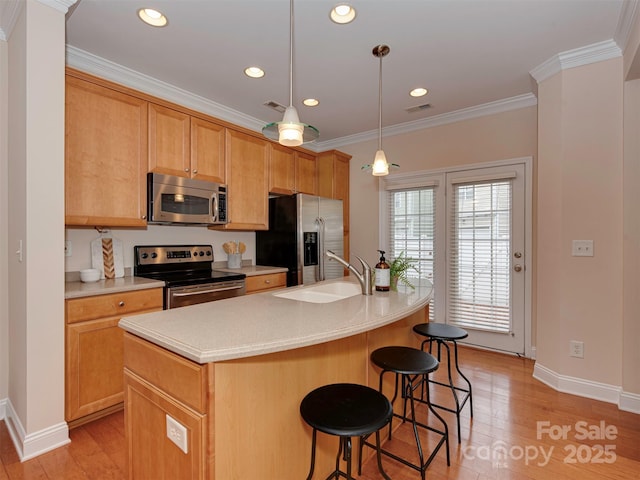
[65,0,628,149]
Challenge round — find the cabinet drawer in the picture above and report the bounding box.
[245,273,286,294]
[66,288,163,324]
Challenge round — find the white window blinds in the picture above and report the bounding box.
[447,180,512,333]
[387,187,436,320]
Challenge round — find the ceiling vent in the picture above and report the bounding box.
[406,103,432,113]
[264,101,287,113]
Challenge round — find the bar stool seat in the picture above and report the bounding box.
[412,323,473,442]
[300,383,393,480]
[363,346,450,480]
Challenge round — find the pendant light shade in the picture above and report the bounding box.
[263,0,319,146]
[362,44,398,176]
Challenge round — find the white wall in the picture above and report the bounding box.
[535,57,625,399]
[0,31,9,407]
[341,106,538,268]
[6,0,69,458]
[65,227,256,272]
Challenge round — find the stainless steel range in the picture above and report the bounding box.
[134,245,246,309]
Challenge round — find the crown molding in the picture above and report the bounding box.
[530,39,622,84]
[614,0,639,54]
[36,0,77,14]
[68,45,537,153]
[0,0,76,40]
[66,45,267,134]
[315,93,538,151]
[0,0,21,41]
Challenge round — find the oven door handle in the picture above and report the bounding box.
[172,285,244,297]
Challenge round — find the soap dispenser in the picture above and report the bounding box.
[375,250,390,292]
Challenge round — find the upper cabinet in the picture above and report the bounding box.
[65,73,148,227]
[148,103,225,184]
[191,117,225,184]
[213,129,269,230]
[295,151,318,196]
[269,144,317,196]
[318,150,352,261]
[65,69,349,232]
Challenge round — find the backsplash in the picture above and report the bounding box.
[65,226,256,273]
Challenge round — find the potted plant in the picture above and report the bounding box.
[389,251,419,291]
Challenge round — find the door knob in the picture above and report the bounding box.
[514,252,522,259]
[514,264,522,272]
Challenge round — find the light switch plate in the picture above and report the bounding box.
[572,240,593,257]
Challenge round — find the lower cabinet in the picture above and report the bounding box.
[123,332,212,479]
[65,288,163,425]
[245,272,287,294]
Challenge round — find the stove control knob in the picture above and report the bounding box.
[206,251,212,256]
[151,252,158,259]
[141,253,148,259]
[199,251,204,256]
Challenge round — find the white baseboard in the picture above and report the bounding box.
[619,391,640,414]
[0,397,6,419]
[533,362,627,406]
[4,398,70,461]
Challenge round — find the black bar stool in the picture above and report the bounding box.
[413,322,473,442]
[362,346,450,480]
[300,383,393,480]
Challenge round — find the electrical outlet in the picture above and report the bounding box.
[166,414,188,453]
[570,340,584,358]
[64,240,72,257]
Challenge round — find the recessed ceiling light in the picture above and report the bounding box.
[137,8,168,27]
[244,66,265,78]
[303,98,319,107]
[330,4,357,24]
[410,87,428,97]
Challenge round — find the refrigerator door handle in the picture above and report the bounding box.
[317,217,325,281]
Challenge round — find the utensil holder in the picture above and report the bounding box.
[227,254,242,269]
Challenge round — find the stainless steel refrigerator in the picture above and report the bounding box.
[256,194,344,287]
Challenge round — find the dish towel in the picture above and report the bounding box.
[102,238,115,279]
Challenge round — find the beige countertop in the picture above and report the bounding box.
[118,277,433,364]
[212,265,288,276]
[65,265,286,299]
[65,276,165,299]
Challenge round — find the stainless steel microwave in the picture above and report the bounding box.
[147,173,227,225]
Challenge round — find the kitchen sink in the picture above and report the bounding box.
[273,281,362,303]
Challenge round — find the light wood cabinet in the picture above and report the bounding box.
[212,129,269,230]
[65,74,148,227]
[317,150,352,261]
[191,116,225,184]
[124,333,211,479]
[245,272,287,294]
[269,144,317,195]
[295,151,318,195]
[65,288,163,425]
[149,104,226,184]
[148,104,190,177]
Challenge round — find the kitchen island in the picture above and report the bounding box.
[119,277,432,479]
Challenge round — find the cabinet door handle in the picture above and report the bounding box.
[184,168,190,172]
[265,280,271,284]
[192,169,198,174]
[119,301,125,307]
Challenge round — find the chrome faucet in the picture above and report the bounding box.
[325,250,373,295]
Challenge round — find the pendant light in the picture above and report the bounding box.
[362,44,398,176]
[262,0,319,146]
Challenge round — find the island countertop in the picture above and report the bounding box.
[118,276,433,364]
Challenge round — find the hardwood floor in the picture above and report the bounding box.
[1,346,638,479]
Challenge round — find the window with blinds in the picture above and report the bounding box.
[387,187,436,320]
[447,180,512,333]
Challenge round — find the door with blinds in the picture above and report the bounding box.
[445,164,525,354]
